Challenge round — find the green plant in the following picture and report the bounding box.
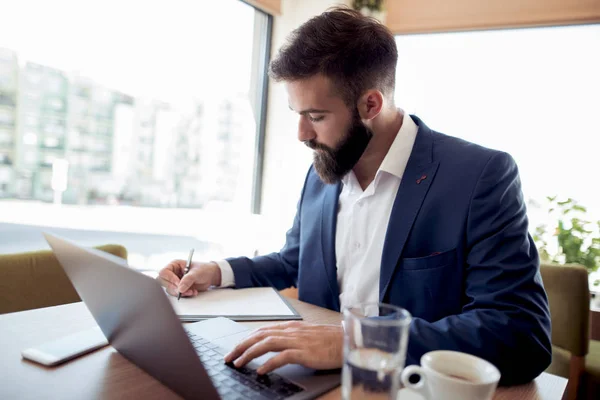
[352,0,384,12]
[533,197,600,274]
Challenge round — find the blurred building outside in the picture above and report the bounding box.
[0,46,255,211]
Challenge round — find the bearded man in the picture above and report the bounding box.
[158,7,551,386]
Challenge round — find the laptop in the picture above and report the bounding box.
[44,233,340,400]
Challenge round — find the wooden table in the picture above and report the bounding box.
[0,299,567,400]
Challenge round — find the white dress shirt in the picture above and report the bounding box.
[217,112,418,314]
[335,113,417,312]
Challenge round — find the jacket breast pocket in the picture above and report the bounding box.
[401,248,457,270]
[390,248,461,321]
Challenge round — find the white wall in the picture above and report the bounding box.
[260,0,351,249]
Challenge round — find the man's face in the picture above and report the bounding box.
[286,75,372,183]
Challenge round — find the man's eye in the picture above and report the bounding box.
[308,115,325,122]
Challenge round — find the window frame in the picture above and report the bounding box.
[242,2,273,214]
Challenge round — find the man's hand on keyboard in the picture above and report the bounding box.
[223,321,343,375]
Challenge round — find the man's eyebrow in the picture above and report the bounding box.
[288,105,332,114]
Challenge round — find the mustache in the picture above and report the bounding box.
[304,139,333,152]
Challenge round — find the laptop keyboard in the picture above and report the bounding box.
[186,331,305,400]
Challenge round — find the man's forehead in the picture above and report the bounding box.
[286,75,340,110]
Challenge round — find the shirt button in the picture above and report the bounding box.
[355,242,361,250]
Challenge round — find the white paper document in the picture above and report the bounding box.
[167,287,301,321]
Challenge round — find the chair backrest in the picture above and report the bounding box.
[0,244,127,314]
[540,263,590,356]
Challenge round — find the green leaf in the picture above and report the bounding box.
[534,196,600,272]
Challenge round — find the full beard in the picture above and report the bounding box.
[307,110,373,184]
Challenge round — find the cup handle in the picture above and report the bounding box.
[401,365,428,398]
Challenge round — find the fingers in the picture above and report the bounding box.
[157,260,186,289]
[157,274,198,298]
[167,260,187,276]
[179,288,198,297]
[225,329,279,363]
[233,336,297,368]
[260,321,304,331]
[178,272,198,293]
[161,281,197,297]
[158,268,181,287]
[157,277,177,296]
[224,323,342,375]
[224,322,308,363]
[157,275,180,297]
[257,350,304,375]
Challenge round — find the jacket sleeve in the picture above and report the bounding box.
[405,152,552,385]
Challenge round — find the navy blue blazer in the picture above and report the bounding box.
[227,116,552,385]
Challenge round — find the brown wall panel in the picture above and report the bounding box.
[385,0,600,34]
[244,0,281,15]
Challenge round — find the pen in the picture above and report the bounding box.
[177,248,195,301]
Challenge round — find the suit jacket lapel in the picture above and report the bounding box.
[321,181,342,310]
[379,117,439,301]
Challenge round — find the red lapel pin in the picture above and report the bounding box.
[416,174,427,184]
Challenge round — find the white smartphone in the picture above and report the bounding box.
[21,327,109,366]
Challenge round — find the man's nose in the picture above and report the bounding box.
[297,115,316,143]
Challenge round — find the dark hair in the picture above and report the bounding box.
[269,7,398,106]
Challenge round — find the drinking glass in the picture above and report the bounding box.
[342,303,412,400]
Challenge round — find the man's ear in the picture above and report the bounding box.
[356,90,384,120]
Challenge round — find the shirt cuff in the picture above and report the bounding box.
[215,260,235,288]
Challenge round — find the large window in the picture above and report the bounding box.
[0,0,271,269]
[395,24,600,223]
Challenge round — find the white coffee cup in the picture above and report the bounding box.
[400,351,501,400]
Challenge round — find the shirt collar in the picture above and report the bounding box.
[378,111,418,179]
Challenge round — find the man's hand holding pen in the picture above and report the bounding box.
[157,259,222,298]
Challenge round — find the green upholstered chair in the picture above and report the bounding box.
[0,244,127,314]
[585,341,600,400]
[541,263,600,399]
